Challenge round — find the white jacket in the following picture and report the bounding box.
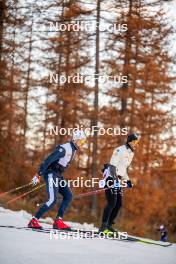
[104,144,134,181]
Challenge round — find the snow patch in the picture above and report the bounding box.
[0,207,175,264]
[0,207,97,230]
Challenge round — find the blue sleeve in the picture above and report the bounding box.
[38,145,66,176]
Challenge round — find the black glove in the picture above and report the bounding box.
[127,180,133,189]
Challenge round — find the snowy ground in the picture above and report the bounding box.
[0,207,175,264]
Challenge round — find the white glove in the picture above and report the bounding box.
[99,179,106,188]
[31,175,40,186]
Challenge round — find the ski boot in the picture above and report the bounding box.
[28,217,42,229]
[108,224,118,233]
[99,223,114,237]
[53,218,71,230]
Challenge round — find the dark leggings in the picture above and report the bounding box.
[35,170,72,219]
[102,187,122,226]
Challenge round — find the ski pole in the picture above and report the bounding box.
[74,188,106,199]
[74,184,129,199]
[0,182,33,198]
[6,184,45,204]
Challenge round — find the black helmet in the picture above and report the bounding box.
[127,133,140,143]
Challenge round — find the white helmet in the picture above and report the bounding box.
[72,130,86,141]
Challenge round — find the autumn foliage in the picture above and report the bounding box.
[0,0,176,240]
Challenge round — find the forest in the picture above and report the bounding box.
[0,0,176,240]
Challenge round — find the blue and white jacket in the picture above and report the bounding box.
[38,141,78,177]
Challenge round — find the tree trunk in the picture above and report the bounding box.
[91,0,100,216]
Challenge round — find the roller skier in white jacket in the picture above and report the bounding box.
[99,133,140,234]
